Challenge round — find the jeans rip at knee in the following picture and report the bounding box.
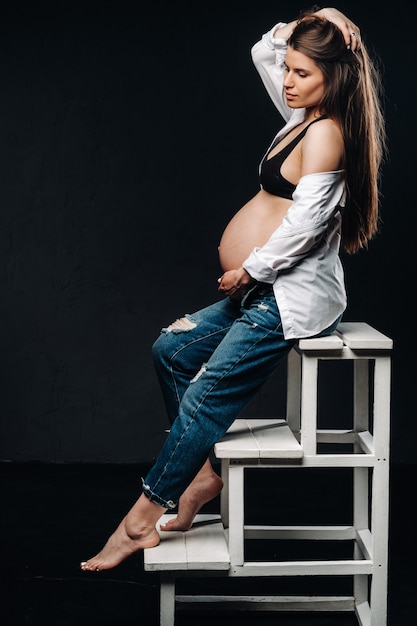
[162,314,197,333]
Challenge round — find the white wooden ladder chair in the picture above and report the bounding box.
[144,321,393,626]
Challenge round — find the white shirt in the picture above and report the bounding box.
[242,23,347,339]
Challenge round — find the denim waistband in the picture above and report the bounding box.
[242,281,274,308]
[256,282,274,290]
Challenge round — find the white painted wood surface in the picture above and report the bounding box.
[336,321,393,349]
[176,595,355,612]
[214,418,303,459]
[298,333,344,350]
[144,514,229,572]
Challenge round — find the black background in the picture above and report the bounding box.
[0,0,412,465]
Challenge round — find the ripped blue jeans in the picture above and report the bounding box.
[143,284,341,509]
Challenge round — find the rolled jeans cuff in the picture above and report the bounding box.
[141,478,177,509]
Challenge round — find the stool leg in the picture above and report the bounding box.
[286,347,301,434]
[353,360,371,611]
[353,359,370,607]
[369,355,391,626]
[228,463,245,565]
[353,360,369,435]
[353,467,369,614]
[300,354,319,455]
[370,459,389,625]
[160,576,175,626]
[220,458,230,529]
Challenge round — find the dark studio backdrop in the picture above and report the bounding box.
[0,0,413,466]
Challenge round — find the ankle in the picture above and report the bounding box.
[125,516,157,540]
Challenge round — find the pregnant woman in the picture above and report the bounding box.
[81,5,386,571]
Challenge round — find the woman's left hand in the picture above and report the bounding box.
[315,7,361,51]
[218,268,254,299]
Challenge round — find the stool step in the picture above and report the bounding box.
[296,321,393,351]
[298,333,343,351]
[144,514,230,572]
[214,418,303,459]
[336,321,393,349]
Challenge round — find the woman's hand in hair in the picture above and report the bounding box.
[315,7,361,50]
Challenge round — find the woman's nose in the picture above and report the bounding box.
[283,72,293,87]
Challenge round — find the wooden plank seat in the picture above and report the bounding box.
[334,321,393,350]
[144,513,230,572]
[214,418,303,460]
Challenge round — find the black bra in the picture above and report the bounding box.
[259,117,325,199]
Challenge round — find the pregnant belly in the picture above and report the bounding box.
[218,190,292,271]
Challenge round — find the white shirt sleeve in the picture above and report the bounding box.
[251,23,293,122]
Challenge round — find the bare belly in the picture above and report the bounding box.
[218,189,292,271]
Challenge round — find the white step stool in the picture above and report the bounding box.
[144,322,393,626]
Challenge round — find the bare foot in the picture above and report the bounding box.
[80,495,165,571]
[160,461,223,532]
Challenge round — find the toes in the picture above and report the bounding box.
[80,560,100,572]
[160,520,190,532]
[160,521,180,532]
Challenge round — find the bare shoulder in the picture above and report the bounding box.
[302,118,344,174]
[307,117,343,144]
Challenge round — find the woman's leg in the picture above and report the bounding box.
[152,297,242,529]
[81,297,242,569]
[159,457,223,531]
[142,286,296,509]
[152,296,243,423]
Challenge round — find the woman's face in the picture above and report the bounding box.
[283,46,325,110]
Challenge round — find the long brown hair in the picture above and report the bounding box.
[288,14,387,254]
